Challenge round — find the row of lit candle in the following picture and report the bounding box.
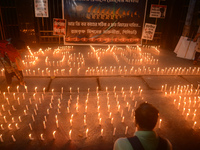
[0,66,193,77]
[0,84,167,144]
[162,84,199,129]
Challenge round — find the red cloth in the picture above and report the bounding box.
[0,40,21,62]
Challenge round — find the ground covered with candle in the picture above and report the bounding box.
[0,45,199,150]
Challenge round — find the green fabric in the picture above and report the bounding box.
[135,131,159,150]
[113,131,171,150]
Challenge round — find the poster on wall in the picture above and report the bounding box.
[53,18,66,35]
[63,0,147,45]
[34,0,49,17]
[150,5,167,19]
[142,23,156,40]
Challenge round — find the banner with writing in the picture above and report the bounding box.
[53,18,66,35]
[63,0,147,44]
[142,23,156,40]
[150,5,167,19]
[34,0,49,17]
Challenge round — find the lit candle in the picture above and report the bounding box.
[1,124,4,130]
[161,85,164,91]
[8,124,12,130]
[182,108,185,115]
[139,89,142,96]
[138,86,141,92]
[29,98,32,104]
[52,89,54,95]
[29,123,33,130]
[32,114,35,122]
[114,86,116,92]
[121,116,124,122]
[34,109,37,115]
[185,113,189,120]
[8,110,11,115]
[17,97,20,105]
[35,87,37,93]
[109,112,112,118]
[44,116,47,122]
[53,131,56,139]
[33,93,36,100]
[18,116,22,122]
[70,118,73,126]
[118,105,120,112]
[121,110,123,117]
[107,104,110,112]
[47,109,49,115]
[29,134,34,140]
[159,119,162,128]
[111,118,114,124]
[61,87,63,94]
[25,85,28,93]
[11,135,16,142]
[13,93,16,100]
[43,121,46,129]
[86,128,88,137]
[0,134,3,142]
[192,121,197,129]
[2,105,5,111]
[101,128,103,136]
[69,130,72,140]
[11,117,15,123]
[97,105,100,112]
[177,103,180,109]
[40,134,44,141]
[24,110,27,115]
[85,106,87,112]
[96,87,99,93]
[17,85,19,93]
[125,126,128,134]
[3,92,5,98]
[192,113,196,121]
[15,123,19,130]
[7,86,10,94]
[56,120,59,128]
[164,84,167,91]
[3,116,7,123]
[43,87,45,94]
[23,93,25,100]
[113,128,116,136]
[67,107,70,113]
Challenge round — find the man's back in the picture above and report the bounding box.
[114,130,172,150]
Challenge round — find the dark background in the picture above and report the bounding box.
[0,0,200,50]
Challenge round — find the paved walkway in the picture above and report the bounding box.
[0,45,199,150]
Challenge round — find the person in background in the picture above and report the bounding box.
[193,31,200,65]
[113,102,172,150]
[0,38,26,86]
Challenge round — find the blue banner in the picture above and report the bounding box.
[64,0,146,44]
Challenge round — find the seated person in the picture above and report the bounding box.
[0,38,26,85]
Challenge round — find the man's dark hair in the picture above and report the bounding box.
[135,102,159,130]
[10,38,26,50]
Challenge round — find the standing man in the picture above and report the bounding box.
[0,38,26,85]
[113,102,172,150]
